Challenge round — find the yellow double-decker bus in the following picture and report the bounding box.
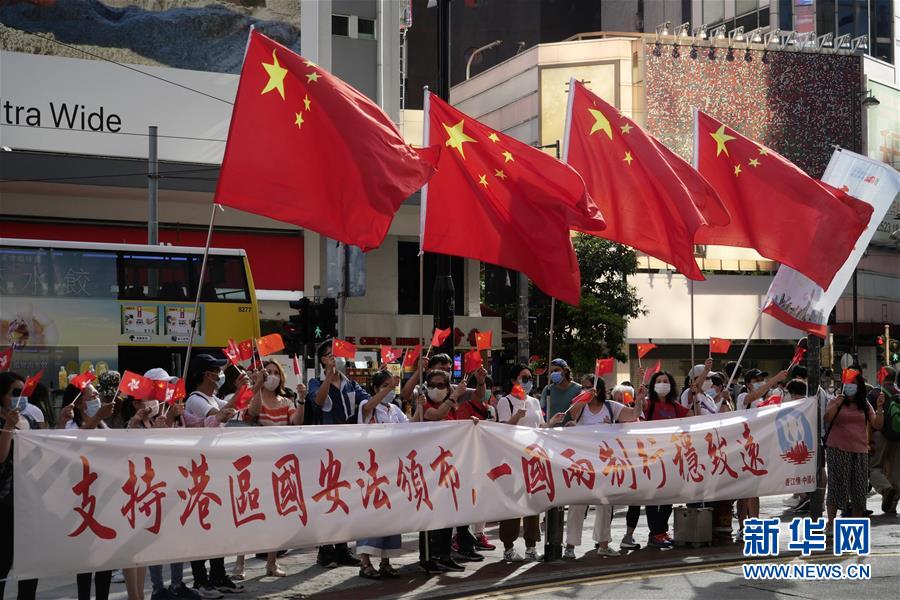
[0,238,260,386]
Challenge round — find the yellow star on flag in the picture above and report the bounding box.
[623,151,633,165]
[304,59,316,67]
[620,123,633,134]
[306,71,320,83]
[758,147,769,156]
[488,132,500,143]
[710,124,736,157]
[734,164,742,176]
[588,108,613,140]
[502,150,514,163]
[443,120,476,159]
[261,50,288,100]
[478,174,488,187]
[294,111,304,129]
[749,158,760,167]
[494,169,507,180]
[303,94,311,111]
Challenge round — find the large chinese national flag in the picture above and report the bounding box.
[565,80,729,280]
[215,30,438,252]
[694,111,873,289]
[422,92,594,306]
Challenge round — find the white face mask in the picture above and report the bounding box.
[518,379,534,395]
[264,374,280,392]
[84,398,102,417]
[138,400,160,417]
[381,390,396,405]
[701,380,713,393]
[334,357,347,374]
[654,382,671,396]
[427,387,446,402]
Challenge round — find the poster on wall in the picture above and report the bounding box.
[120,305,159,337]
[164,305,201,341]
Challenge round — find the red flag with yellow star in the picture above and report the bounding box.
[564,80,729,280]
[422,92,594,306]
[215,30,438,252]
[694,110,873,289]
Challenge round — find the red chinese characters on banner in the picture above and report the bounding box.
[69,456,117,540]
[177,455,222,530]
[522,444,556,501]
[355,449,391,510]
[397,449,433,511]
[671,432,705,483]
[636,437,667,489]
[228,455,265,527]
[598,439,637,490]
[560,448,596,490]
[272,453,308,525]
[739,423,769,476]
[120,457,167,534]
[705,430,738,479]
[430,446,460,511]
[312,449,351,515]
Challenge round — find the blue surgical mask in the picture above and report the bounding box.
[518,379,533,395]
[84,398,102,417]
[483,388,491,402]
[842,383,858,397]
[550,372,564,385]
[9,396,28,412]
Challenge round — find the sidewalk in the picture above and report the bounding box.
[21,493,899,600]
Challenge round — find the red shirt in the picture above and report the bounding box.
[426,399,457,421]
[643,400,690,421]
[455,399,491,421]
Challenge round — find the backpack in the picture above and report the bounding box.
[881,387,900,441]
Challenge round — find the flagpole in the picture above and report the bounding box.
[724,300,767,391]
[690,107,700,370]
[418,86,430,393]
[548,297,556,366]
[181,203,222,386]
[690,279,696,367]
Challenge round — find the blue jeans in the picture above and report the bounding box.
[148,563,183,592]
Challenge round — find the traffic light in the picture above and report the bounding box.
[289,297,311,344]
[319,297,338,341]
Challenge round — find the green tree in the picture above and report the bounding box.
[529,234,644,374]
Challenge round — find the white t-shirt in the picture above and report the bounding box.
[576,400,625,425]
[357,398,409,424]
[681,389,722,415]
[496,394,544,428]
[186,391,221,418]
[22,403,45,423]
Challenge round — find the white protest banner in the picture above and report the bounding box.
[13,399,817,578]
[764,148,900,336]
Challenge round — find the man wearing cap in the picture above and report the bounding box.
[540,359,582,424]
[737,368,788,410]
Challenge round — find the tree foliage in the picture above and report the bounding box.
[529,234,644,374]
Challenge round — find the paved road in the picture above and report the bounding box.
[464,552,900,600]
[12,493,899,599]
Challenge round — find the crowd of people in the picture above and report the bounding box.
[1,340,898,600]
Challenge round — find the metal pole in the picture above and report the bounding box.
[690,279,695,367]
[517,273,530,364]
[337,242,349,339]
[181,203,221,384]
[807,334,825,520]
[851,268,858,363]
[148,125,158,245]
[544,294,562,563]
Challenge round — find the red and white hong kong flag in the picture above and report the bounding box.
[118,371,154,400]
[380,345,401,364]
[70,370,96,391]
[0,348,12,372]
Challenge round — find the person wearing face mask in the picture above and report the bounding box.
[353,370,422,579]
[824,371,884,530]
[642,371,690,548]
[680,359,715,412]
[399,353,452,407]
[868,367,900,515]
[540,358,582,424]
[305,339,366,569]
[496,365,565,562]
[0,372,40,600]
[737,369,788,410]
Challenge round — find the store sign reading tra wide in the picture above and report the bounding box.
[0,51,236,164]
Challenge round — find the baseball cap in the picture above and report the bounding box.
[189,354,228,376]
[550,358,568,368]
[144,368,178,384]
[744,368,768,382]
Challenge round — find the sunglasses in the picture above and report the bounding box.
[427,382,448,389]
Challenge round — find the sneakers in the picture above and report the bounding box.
[791,497,811,513]
[151,589,175,600]
[437,558,465,572]
[317,550,338,569]
[170,582,202,600]
[648,533,673,548]
[452,550,485,562]
[475,533,496,551]
[419,559,448,574]
[193,585,224,599]
[563,546,576,559]
[883,487,899,514]
[335,550,362,567]
[620,535,641,550]
[210,577,244,594]
[524,546,541,561]
[503,548,525,562]
[111,570,126,584]
[596,546,620,557]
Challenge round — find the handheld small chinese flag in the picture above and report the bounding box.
[758,395,782,407]
[292,355,301,376]
[790,346,807,367]
[637,343,657,359]
[21,370,44,398]
[572,390,593,404]
[167,380,186,404]
[623,391,634,405]
[709,337,732,355]
[511,384,526,400]
[430,327,451,349]
[0,348,12,372]
[256,333,285,357]
[233,384,255,411]
[332,338,357,359]
[223,340,240,366]
[402,344,422,369]
[474,330,493,351]
[380,345,401,364]
[643,361,661,384]
[877,366,890,385]
[237,339,254,361]
[151,380,169,402]
[595,358,615,377]
[118,371,154,400]
[463,349,483,373]
[70,370,96,391]
[842,369,860,385]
